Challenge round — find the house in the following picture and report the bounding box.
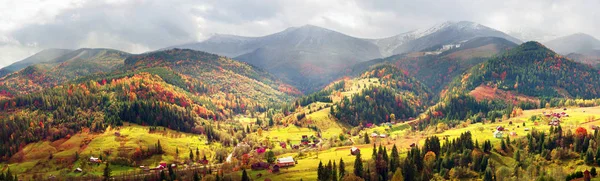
[524,128,530,131]
[89,156,101,163]
[350,147,360,155]
[153,163,167,170]
[292,145,300,149]
[114,131,120,137]
[510,132,517,137]
[301,135,309,145]
[277,156,296,167]
[496,126,505,131]
[591,125,599,130]
[371,133,379,137]
[280,142,287,149]
[549,118,560,126]
[256,147,266,154]
[74,168,82,173]
[251,162,270,170]
[493,130,503,138]
[366,123,374,128]
[379,134,387,138]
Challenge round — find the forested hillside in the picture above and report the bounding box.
[0,49,129,98]
[447,41,600,99]
[331,65,431,126]
[0,73,226,160]
[352,37,516,97]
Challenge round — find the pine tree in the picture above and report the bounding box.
[391,168,404,181]
[194,171,201,181]
[332,161,338,181]
[190,149,194,161]
[326,160,333,181]
[484,168,493,181]
[364,133,370,144]
[514,150,521,162]
[501,139,507,152]
[241,169,250,181]
[339,158,346,180]
[354,152,363,178]
[372,144,378,160]
[168,163,177,181]
[318,161,324,181]
[586,150,595,165]
[390,144,400,173]
[196,147,200,161]
[103,162,111,181]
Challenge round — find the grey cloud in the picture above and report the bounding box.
[3,0,600,66]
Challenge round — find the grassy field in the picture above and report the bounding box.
[248,106,600,180]
[5,105,600,180]
[1,123,220,179]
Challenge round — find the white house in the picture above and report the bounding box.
[89,156,100,163]
[493,130,503,138]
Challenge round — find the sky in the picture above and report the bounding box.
[1,0,600,68]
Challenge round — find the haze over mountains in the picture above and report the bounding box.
[5,20,600,96]
[167,21,523,93]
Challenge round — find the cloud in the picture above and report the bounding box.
[2,0,600,67]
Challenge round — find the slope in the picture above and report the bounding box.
[123,49,299,107]
[544,33,600,55]
[167,25,383,93]
[0,48,129,97]
[352,37,517,97]
[287,64,432,127]
[383,21,521,55]
[0,49,73,78]
[447,41,600,100]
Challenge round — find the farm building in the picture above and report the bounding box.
[493,130,503,138]
[301,135,309,145]
[89,156,101,163]
[280,142,287,149]
[74,168,82,173]
[277,156,295,167]
[549,118,560,126]
[496,126,505,131]
[351,147,360,155]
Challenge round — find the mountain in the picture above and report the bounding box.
[123,48,299,107]
[289,64,432,126]
[447,41,600,102]
[0,48,129,97]
[0,48,298,161]
[0,48,73,77]
[566,51,600,69]
[372,21,521,56]
[166,22,519,93]
[168,25,382,93]
[351,36,517,97]
[545,33,600,54]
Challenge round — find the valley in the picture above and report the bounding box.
[2,11,600,181]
